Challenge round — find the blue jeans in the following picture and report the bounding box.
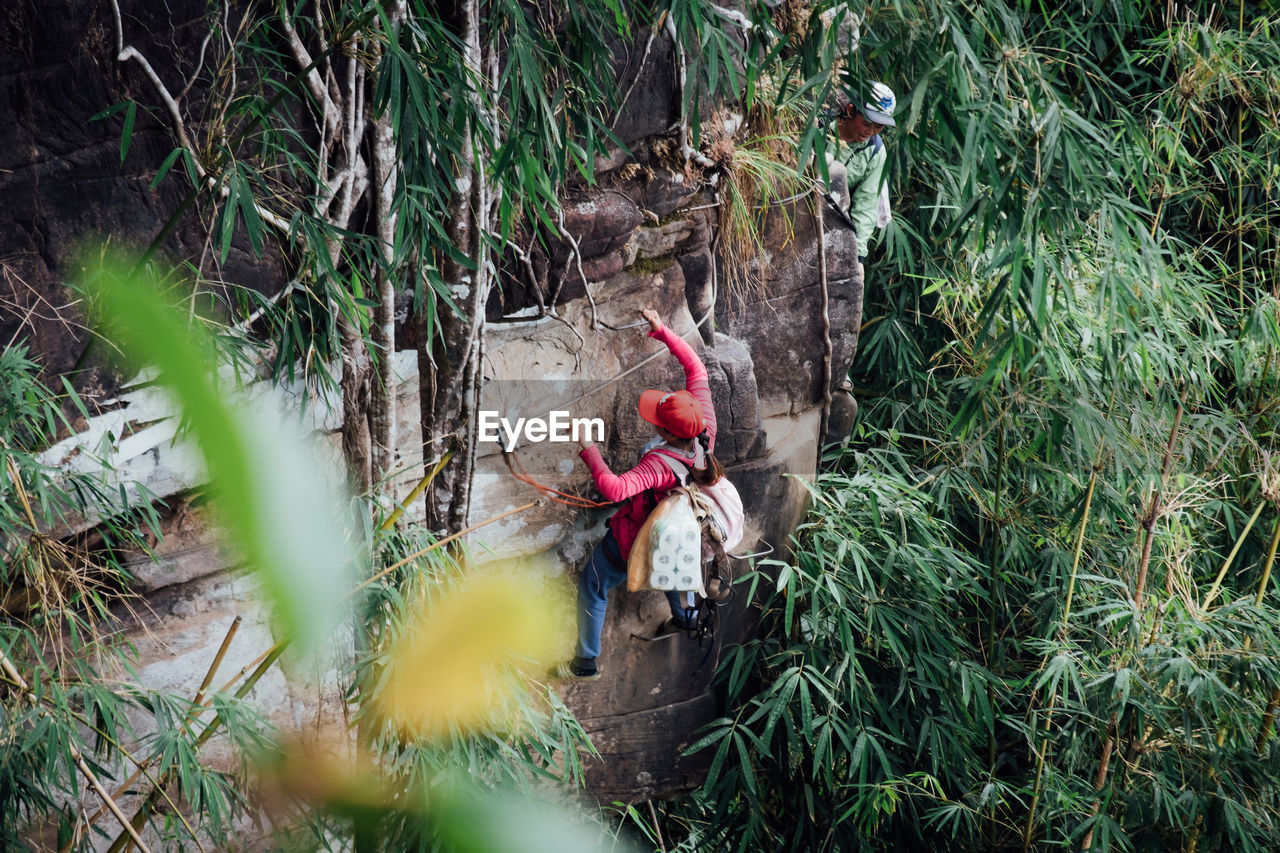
[575,531,699,661]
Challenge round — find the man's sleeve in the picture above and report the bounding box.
[847,146,887,259]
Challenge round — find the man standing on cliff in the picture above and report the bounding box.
[827,81,897,280]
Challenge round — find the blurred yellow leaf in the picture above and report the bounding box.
[377,567,571,737]
[258,738,393,816]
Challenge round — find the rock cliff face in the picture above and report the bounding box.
[474,185,863,800]
[5,1,863,805]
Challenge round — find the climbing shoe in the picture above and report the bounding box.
[550,658,601,681]
[657,615,694,637]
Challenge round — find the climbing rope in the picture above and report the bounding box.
[491,310,715,509]
[558,307,714,410]
[502,448,612,509]
[595,318,650,331]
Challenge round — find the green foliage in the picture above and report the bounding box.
[667,461,1003,851]
[7,1,673,847]
[0,342,272,852]
[661,0,1280,851]
[141,0,636,389]
[32,0,1280,849]
[665,0,748,147]
[4,258,616,849]
[0,345,58,452]
[486,0,629,235]
[279,523,615,852]
[713,135,808,301]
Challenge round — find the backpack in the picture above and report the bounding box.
[624,451,744,606]
[636,488,704,593]
[654,454,744,553]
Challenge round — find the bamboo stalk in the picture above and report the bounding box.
[379,450,455,531]
[1252,516,1280,608]
[1252,517,1280,753]
[1201,501,1266,610]
[54,702,204,853]
[1082,402,1182,851]
[1062,473,1098,627]
[111,497,540,851]
[6,455,39,531]
[647,799,667,853]
[79,615,247,839]
[1256,689,1280,753]
[1134,399,1183,605]
[204,643,279,700]
[0,650,154,853]
[1236,0,1246,311]
[988,427,1007,851]
[103,647,286,853]
[1204,513,1280,754]
[200,646,287,745]
[1022,469,1097,851]
[348,500,539,598]
[1234,517,1280,660]
[106,645,287,853]
[192,615,242,709]
[99,487,535,852]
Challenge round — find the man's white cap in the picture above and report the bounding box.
[861,81,896,127]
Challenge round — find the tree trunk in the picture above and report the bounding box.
[369,2,406,491]
[340,323,373,496]
[421,0,487,531]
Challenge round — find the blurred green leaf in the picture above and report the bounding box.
[82,253,356,661]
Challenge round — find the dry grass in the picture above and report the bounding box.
[2,456,149,675]
[709,104,808,307]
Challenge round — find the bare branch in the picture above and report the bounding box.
[111,0,292,236]
[557,209,599,329]
[709,3,753,31]
[112,33,201,175]
[664,13,715,170]
[612,11,666,129]
[279,1,341,138]
[176,19,215,101]
[505,239,546,317]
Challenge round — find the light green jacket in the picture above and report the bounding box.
[836,135,887,256]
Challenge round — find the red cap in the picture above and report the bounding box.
[638,389,705,439]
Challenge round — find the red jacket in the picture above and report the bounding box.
[579,325,718,559]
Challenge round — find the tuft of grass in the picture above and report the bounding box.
[711,121,808,306]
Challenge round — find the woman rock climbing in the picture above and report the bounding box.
[552,308,724,680]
